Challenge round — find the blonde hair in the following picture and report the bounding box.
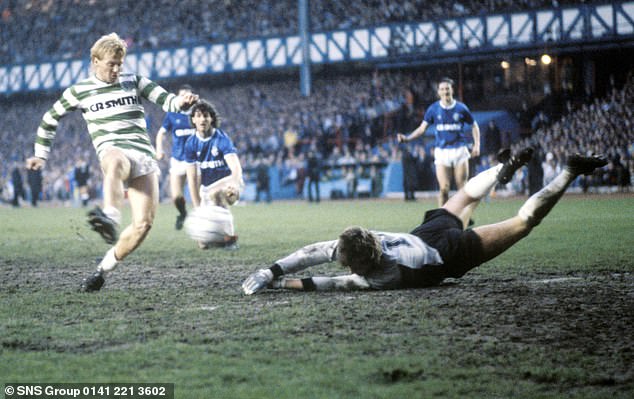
[337,226,382,276]
[90,32,127,61]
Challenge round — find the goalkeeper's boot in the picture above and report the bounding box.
[565,154,607,176]
[80,269,105,292]
[497,147,534,184]
[87,206,118,244]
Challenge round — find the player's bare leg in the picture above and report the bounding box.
[453,159,477,228]
[474,154,607,263]
[79,185,90,207]
[443,163,501,226]
[87,149,130,244]
[82,149,132,291]
[435,164,452,207]
[114,172,159,257]
[472,217,530,262]
[101,148,130,214]
[444,147,534,228]
[81,172,159,292]
[171,172,187,230]
[453,160,469,189]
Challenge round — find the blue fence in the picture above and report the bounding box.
[2,2,633,95]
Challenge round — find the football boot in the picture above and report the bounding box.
[566,154,607,176]
[497,147,534,184]
[87,206,118,244]
[80,269,105,292]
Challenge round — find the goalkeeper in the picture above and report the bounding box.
[184,99,243,249]
[243,149,606,294]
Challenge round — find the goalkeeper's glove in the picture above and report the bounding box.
[242,269,274,295]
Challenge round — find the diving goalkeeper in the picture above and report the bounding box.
[243,150,606,293]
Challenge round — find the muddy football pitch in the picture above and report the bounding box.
[1,196,632,398]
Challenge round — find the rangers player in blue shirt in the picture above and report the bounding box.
[243,150,607,294]
[156,84,196,230]
[184,100,243,249]
[398,77,480,214]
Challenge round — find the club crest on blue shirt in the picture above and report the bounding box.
[453,113,460,121]
[211,146,219,157]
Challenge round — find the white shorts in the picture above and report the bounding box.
[99,147,160,182]
[199,184,218,207]
[434,146,471,168]
[170,158,189,176]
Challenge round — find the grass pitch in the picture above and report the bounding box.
[1,195,633,398]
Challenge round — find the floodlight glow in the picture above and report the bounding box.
[541,54,552,65]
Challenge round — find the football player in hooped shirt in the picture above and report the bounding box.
[184,100,243,248]
[155,84,196,230]
[398,77,480,213]
[26,32,199,292]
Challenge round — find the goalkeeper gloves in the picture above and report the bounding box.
[242,269,274,295]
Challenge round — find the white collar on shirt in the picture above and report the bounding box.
[196,128,217,141]
[439,99,457,110]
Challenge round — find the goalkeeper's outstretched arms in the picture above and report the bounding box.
[242,269,370,295]
[241,239,370,295]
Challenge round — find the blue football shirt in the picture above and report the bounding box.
[184,128,237,187]
[161,112,195,161]
[423,100,475,149]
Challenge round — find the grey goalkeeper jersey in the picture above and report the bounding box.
[275,231,443,290]
[35,73,182,160]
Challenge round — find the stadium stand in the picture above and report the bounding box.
[516,74,634,193]
[1,0,584,65]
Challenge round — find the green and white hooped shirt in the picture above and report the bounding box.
[35,73,181,160]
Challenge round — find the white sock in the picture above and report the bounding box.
[98,247,119,274]
[463,164,503,200]
[518,170,575,226]
[102,206,121,226]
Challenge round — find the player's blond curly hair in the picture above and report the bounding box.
[90,32,127,61]
[337,226,382,276]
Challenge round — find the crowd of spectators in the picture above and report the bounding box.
[0,67,432,204]
[1,0,580,65]
[512,74,634,193]
[1,66,632,206]
[0,96,95,205]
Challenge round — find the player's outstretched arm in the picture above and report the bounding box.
[185,164,201,207]
[155,127,167,160]
[242,240,339,295]
[177,92,199,110]
[471,122,481,157]
[204,154,244,207]
[278,275,371,291]
[242,271,371,294]
[397,121,429,143]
